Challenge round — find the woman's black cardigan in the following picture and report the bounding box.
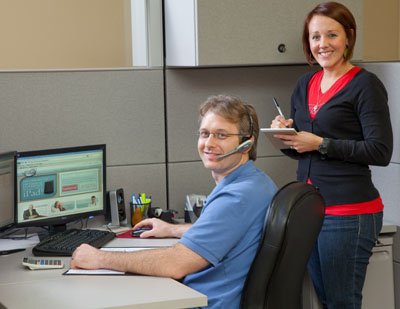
[284,68,393,207]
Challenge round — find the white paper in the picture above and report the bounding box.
[260,128,297,149]
[64,269,125,275]
[0,234,40,251]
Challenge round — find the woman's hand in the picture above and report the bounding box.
[274,131,323,153]
[271,115,293,128]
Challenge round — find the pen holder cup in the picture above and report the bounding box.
[130,202,151,226]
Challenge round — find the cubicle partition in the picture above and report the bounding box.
[0,61,399,307]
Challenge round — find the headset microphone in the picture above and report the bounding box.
[216,139,254,160]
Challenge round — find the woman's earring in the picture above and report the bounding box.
[343,47,348,58]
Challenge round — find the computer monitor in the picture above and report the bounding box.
[15,145,106,232]
[0,151,16,232]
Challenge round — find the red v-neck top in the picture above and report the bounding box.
[308,66,361,120]
[307,66,383,215]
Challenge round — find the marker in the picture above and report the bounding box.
[273,97,285,118]
[145,195,151,203]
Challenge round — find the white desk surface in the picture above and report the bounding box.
[0,237,207,309]
[103,236,179,248]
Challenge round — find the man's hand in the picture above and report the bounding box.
[70,244,104,269]
[133,218,192,238]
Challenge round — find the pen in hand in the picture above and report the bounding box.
[273,97,285,119]
[273,97,292,128]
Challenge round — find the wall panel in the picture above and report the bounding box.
[371,164,400,226]
[165,65,314,162]
[168,157,298,216]
[108,164,167,211]
[361,62,400,163]
[0,69,165,166]
[362,63,400,229]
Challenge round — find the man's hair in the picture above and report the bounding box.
[302,1,357,65]
[199,95,259,161]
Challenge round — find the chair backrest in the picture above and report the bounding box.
[240,181,325,309]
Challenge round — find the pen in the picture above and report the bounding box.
[131,193,135,205]
[138,195,144,213]
[0,248,26,255]
[273,97,285,118]
[186,195,193,211]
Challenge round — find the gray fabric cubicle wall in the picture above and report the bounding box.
[0,68,168,211]
[1,63,398,222]
[165,65,309,212]
[0,65,306,218]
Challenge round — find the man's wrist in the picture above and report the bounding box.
[173,223,192,238]
[98,249,110,269]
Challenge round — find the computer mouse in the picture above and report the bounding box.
[131,227,152,237]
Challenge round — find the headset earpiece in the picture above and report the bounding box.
[242,105,253,143]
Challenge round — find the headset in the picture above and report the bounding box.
[217,105,254,160]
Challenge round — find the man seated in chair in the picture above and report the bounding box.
[71,95,277,308]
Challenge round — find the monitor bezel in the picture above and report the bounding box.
[14,144,106,229]
[0,151,17,233]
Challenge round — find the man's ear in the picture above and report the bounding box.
[243,136,255,154]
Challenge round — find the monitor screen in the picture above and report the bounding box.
[0,151,16,232]
[15,145,106,230]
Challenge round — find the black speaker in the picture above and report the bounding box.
[105,188,128,226]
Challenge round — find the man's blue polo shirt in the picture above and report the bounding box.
[179,160,277,308]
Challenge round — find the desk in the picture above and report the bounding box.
[0,237,207,309]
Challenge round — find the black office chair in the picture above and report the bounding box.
[240,181,325,309]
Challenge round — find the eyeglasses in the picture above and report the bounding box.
[197,131,245,140]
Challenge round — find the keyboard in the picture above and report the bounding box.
[32,229,115,256]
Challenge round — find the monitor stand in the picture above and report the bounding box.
[49,223,67,234]
[37,223,68,241]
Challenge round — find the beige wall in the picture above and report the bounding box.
[1,0,400,69]
[363,0,400,60]
[0,0,132,69]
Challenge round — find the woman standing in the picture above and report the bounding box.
[271,2,393,308]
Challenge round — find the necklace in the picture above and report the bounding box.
[313,65,354,113]
[314,88,325,112]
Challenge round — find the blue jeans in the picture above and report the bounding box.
[308,212,383,309]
